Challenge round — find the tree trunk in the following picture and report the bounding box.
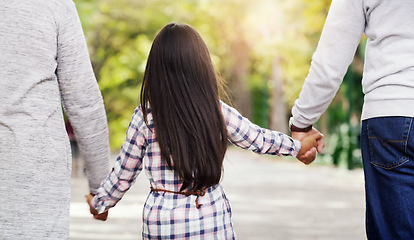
[269,58,288,133]
[229,38,252,119]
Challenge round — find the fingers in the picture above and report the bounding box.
[94,211,108,221]
[85,194,108,221]
[85,193,94,204]
[297,147,317,165]
[312,128,325,153]
[309,132,324,153]
[309,130,325,153]
[293,127,325,165]
[85,194,98,215]
[316,138,325,153]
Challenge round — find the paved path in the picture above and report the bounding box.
[70,147,366,240]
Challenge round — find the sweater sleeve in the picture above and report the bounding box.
[291,0,365,128]
[56,2,110,194]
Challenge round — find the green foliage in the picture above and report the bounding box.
[75,0,290,149]
[75,0,366,171]
[75,0,214,149]
[321,123,362,170]
[322,42,365,169]
[277,0,332,107]
[250,73,270,128]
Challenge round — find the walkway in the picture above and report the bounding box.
[70,147,366,240]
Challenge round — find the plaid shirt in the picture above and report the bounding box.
[91,101,301,239]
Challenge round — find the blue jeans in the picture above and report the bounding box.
[361,117,414,239]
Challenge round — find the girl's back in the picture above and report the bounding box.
[92,99,300,239]
[90,23,306,239]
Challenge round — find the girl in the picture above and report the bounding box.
[87,23,322,239]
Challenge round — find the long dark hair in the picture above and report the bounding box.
[140,23,228,192]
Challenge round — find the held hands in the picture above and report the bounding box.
[295,128,325,165]
[85,193,108,221]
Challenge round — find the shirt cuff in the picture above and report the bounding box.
[290,116,313,129]
[91,195,109,214]
[89,188,99,196]
[292,139,302,158]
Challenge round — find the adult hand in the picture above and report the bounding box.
[85,193,108,221]
[293,127,325,165]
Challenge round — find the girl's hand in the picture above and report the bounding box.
[297,131,324,165]
[85,193,108,221]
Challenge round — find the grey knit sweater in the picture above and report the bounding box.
[0,0,110,239]
[292,0,414,127]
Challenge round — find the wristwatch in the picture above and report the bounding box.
[289,117,313,132]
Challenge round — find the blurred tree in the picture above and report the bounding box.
[278,0,331,107]
[74,0,262,148]
[74,0,365,164]
[75,0,198,147]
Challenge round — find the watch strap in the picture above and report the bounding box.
[289,117,313,132]
[290,124,313,132]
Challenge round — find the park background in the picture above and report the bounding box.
[70,1,368,239]
[74,0,365,170]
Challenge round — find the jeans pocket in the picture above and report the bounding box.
[367,117,411,170]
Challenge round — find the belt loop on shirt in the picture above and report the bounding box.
[150,187,206,208]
